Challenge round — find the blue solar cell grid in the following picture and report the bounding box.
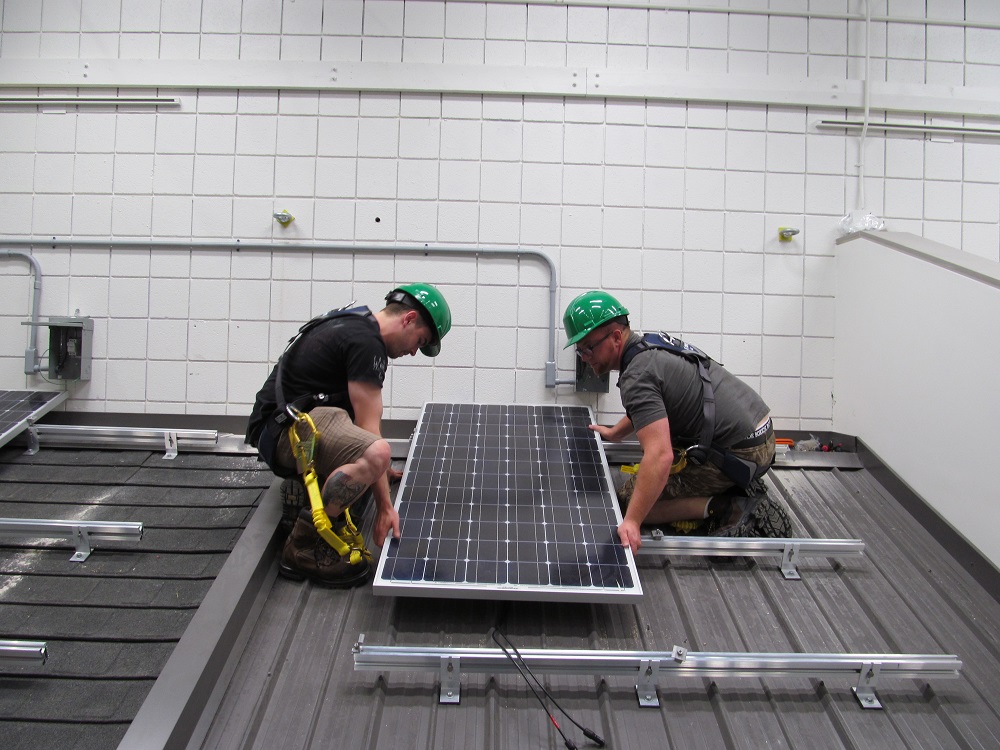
[374,403,642,602]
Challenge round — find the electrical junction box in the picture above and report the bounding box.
[575,356,610,393]
[47,317,93,381]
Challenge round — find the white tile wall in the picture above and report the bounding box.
[2,1,999,427]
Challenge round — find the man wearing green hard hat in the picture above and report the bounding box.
[247,283,451,586]
[564,290,791,554]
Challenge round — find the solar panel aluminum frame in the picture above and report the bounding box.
[374,403,642,603]
[0,390,68,450]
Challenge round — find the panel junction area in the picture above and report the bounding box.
[374,403,642,602]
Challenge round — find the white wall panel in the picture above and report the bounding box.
[1,0,1000,427]
[835,231,1000,568]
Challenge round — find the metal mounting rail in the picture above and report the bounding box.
[0,518,143,562]
[637,534,866,580]
[0,640,48,667]
[353,635,961,710]
[26,424,219,458]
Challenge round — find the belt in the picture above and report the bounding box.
[729,418,772,450]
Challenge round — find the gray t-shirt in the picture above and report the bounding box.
[618,332,769,449]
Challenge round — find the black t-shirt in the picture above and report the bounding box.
[246,310,387,445]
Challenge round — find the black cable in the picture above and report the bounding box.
[490,627,606,748]
[490,627,577,749]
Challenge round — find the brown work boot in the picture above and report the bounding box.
[279,512,371,588]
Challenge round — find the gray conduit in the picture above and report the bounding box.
[1,249,43,374]
[1,239,575,387]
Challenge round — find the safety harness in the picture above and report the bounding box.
[286,407,371,565]
[620,332,770,489]
[270,304,373,433]
[271,304,375,564]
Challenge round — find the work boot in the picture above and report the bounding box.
[711,492,793,538]
[278,477,309,535]
[279,511,371,588]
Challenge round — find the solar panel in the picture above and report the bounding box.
[0,390,68,450]
[374,403,642,603]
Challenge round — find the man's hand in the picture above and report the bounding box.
[618,518,642,554]
[373,505,401,547]
[588,415,633,443]
[589,423,620,442]
[387,466,403,483]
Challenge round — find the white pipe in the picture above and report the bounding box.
[818,120,1000,137]
[1,249,42,374]
[0,238,573,388]
[857,0,872,213]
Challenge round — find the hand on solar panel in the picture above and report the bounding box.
[588,423,618,442]
[617,518,642,554]
[373,502,400,548]
[587,415,633,443]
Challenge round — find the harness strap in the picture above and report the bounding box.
[272,304,371,430]
[621,331,768,489]
[288,408,371,565]
[621,331,716,451]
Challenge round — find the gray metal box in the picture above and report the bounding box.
[47,317,93,381]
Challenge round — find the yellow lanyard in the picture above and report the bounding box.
[287,408,370,564]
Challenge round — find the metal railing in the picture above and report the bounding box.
[636,534,866,580]
[0,640,47,667]
[25,423,222,458]
[353,634,961,710]
[0,518,143,562]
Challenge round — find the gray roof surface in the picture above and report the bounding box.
[198,463,1000,750]
[0,446,270,750]
[3,439,998,750]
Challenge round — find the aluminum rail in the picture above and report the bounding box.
[0,95,179,106]
[27,423,220,458]
[1,238,572,387]
[353,634,962,709]
[636,534,866,580]
[0,640,48,667]
[0,518,143,562]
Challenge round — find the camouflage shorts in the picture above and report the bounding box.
[619,432,775,509]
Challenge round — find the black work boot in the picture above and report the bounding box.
[278,477,309,535]
[279,511,371,588]
[711,491,793,538]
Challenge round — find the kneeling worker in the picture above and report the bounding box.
[563,290,791,554]
[247,283,451,586]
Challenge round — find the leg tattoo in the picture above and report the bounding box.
[321,471,368,516]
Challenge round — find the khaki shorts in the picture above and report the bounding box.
[273,406,378,478]
[659,432,775,500]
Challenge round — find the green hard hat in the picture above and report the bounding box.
[562,290,630,348]
[386,282,452,357]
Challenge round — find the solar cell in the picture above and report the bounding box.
[374,403,642,602]
[0,390,67,450]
